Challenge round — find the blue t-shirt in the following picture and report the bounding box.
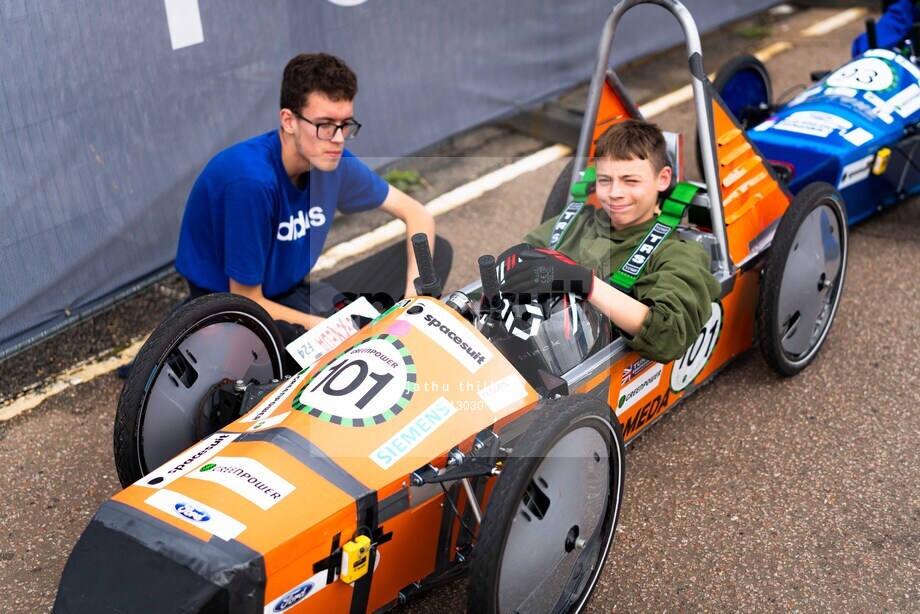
[175,130,389,297]
[852,0,920,56]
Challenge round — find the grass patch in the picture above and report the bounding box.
[736,24,770,40]
[382,169,428,194]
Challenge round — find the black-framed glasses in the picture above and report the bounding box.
[291,110,361,140]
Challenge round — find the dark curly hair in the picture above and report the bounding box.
[280,53,358,112]
[593,118,669,172]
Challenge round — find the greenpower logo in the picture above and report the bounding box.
[618,395,625,408]
[200,463,216,472]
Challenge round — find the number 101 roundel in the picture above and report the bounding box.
[292,334,416,427]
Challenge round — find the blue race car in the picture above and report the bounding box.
[714,38,920,225]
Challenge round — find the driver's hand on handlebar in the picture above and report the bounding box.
[499,248,594,301]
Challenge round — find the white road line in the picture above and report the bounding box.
[639,41,794,119]
[802,7,868,38]
[0,7,857,420]
[312,144,572,272]
[0,337,147,422]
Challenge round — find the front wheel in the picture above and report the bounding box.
[757,182,847,376]
[113,294,285,487]
[468,396,625,613]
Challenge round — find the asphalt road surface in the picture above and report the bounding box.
[1,4,917,612]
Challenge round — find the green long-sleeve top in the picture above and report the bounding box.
[524,207,721,363]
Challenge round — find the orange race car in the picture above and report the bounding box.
[54,1,848,612]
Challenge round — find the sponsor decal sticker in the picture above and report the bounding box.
[886,82,920,118]
[370,397,458,470]
[262,553,382,613]
[622,389,671,438]
[842,127,873,147]
[140,432,239,489]
[478,375,528,413]
[838,154,875,189]
[398,302,493,372]
[188,456,294,510]
[240,370,312,423]
[272,581,314,612]
[621,357,654,386]
[285,297,380,370]
[293,334,416,427]
[824,87,858,99]
[246,412,290,431]
[144,489,246,540]
[616,363,663,416]
[773,111,852,138]
[862,91,895,123]
[670,302,723,392]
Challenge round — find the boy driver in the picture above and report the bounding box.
[500,119,720,363]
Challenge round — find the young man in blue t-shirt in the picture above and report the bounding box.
[852,0,920,56]
[176,53,451,341]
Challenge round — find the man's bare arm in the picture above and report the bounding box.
[378,185,436,298]
[229,279,325,330]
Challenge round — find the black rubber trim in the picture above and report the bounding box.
[689,52,706,81]
[54,499,265,613]
[237,427,371,500]
[378,488,410,523]
[350,491,379,614]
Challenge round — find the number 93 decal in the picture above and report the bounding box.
[826,57,895,92]
[293,334,416,427]
[670,302,722,392]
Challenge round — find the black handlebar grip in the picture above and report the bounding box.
[866,18,877,50]
[411,233,442,298]
[912,21,920,50]
[478,254,500,311]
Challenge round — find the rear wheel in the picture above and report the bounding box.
[714,54,772,127]
[113,294,285,487]
[468,396,625,613]
[757,182,847,376]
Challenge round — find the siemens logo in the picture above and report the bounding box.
[277,207,327,241]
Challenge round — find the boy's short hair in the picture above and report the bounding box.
[280,53,358,112]
[593,119,669,172]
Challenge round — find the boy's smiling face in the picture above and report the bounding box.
[595,156,672,231]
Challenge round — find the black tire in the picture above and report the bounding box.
[757,182,847,376]
[468,396,625,614]
[713,54,772,126]
[696,54,773,179]
[113,294,285,487]
[541,158,576,223]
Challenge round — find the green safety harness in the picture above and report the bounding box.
[548,167,700,293]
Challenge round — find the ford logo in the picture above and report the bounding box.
[273,581,314,611]
[174,502,210,522]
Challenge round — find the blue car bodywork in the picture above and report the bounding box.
[749,48,920,224]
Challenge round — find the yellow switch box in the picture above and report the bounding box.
[340,535,372,583]
[873,148,891,175]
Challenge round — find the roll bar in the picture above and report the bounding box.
[573,0,732,274]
